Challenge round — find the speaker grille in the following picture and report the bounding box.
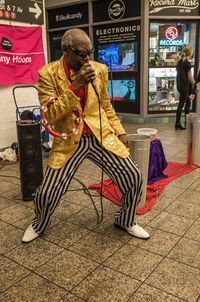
[16,121,43,201]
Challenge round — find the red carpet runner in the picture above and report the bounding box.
[88,162,197,215]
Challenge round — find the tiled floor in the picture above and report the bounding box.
[1,123,200,302]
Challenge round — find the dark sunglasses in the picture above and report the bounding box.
[68,45,95,57]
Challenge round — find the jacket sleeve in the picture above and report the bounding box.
[37,63,81,125]
[98,64,127,137]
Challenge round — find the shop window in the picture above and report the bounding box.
[148,22,197,113]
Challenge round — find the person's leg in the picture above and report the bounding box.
[183,96,191,128]
[22,135,90,242]
[87,136,149,239]
[175,91,187,129]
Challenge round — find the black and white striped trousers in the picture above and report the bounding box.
[32,135,143,233]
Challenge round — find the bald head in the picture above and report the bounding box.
[61,28,91,51]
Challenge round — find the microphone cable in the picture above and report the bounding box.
[91,80,104,224]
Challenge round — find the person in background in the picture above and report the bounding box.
[153,53,162,66]
[22,28,150,243]
[194,68,200,91]
[175,46,196,130]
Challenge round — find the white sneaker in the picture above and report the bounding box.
[22,224,40,243]
[115,223,150,240]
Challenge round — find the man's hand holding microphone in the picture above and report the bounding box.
[72,63,96,91]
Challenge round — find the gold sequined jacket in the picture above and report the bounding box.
[37,56,130,169]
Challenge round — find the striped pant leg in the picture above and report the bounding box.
[32,135,90,233]
[87,136,143,228]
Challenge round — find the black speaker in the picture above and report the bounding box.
[16,121,43,201]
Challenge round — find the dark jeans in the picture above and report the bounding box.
[175,90,191,126]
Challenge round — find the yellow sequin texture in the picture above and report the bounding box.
[37,56,130,169]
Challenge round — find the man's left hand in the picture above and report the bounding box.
[118,134,130,149]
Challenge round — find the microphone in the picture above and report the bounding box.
[91,80,99,98]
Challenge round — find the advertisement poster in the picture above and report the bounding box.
[0,25,45,86]
[93,20,140,114]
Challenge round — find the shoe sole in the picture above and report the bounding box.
[114,223,150,240]
[22,234,40,244]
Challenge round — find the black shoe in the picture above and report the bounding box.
[175,124,186,130]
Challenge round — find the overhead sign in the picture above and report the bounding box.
[93,0,141,22]
[149,0,200,16]
[48,3,88,30]
[0,0,44,25]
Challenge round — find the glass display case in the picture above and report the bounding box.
[149,67,180,111]
[148,22,197,113]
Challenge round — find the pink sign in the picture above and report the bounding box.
[0,25,46,86]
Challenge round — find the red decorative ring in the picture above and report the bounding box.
[40,97,82,140]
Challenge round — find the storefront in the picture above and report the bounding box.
[46,0,200,122]
[148,2,200,115]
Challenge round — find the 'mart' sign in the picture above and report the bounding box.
[149,0,200,16]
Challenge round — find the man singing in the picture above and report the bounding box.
[22,28,149,243]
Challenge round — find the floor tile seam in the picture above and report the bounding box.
[139,255,176,286]
[66,238,125,265]
[178,215,200,237]
[173,195,200,205]
[165,182,198,191]
[42,226,92,248]
[0,190,19,201]
[145,208,167,226]
[31,269,72,294]
[151,208,199,222]
[0,268,32,295]
[0,193,20,202]
[4,268,70,298]
[69,263,142,301]
[0,201,34,211]
[126,239,180,257]
[11,216,35,230]
[61,292,88,302]
[0,191,21,201]
[0,219,33,232]
[0,173,20,183]
[147,224,194,238]
[1,234,26,255]
[163,207,200,219]
[61,199,105,210]
[126,282,145,302]
[165,254,200,270]
[0,212,35,226]
[63,213,111,230]
[0,178,20,187]
[13,201,35,209]
[54,216,97,228]
[5,244,65,272]
[53,205,91,220]
[163,182,196,198]
[128,282,188,302]
[91,228,132,244]
[151,200,175,212]
[98,241,165,273]
[101,261,152,284]
[149,214,200,242]
[69,263,103,298]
